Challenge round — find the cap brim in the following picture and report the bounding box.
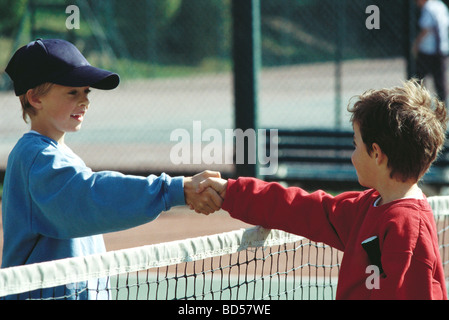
[51,65,120,90]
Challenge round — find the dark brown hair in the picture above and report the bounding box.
[348,79,448,182]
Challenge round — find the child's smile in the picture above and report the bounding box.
[70,110,86,122]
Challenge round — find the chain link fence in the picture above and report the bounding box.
[0,0,443,188]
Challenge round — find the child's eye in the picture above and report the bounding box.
[68,89,90,95]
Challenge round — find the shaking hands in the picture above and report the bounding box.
[184,170,228,215]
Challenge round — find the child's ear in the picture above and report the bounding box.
[371,143,386,165]
[26,89,43,110]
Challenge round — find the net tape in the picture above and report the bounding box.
[0,195,448,298]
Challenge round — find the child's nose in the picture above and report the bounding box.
[80,97,90,109]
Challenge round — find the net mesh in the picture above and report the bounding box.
[1,196,448,300]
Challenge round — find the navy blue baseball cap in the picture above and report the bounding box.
[5,39,120,96]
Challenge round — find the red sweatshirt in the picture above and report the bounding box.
[222,178,447,300]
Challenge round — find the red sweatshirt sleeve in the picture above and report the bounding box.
[222,177,367,251]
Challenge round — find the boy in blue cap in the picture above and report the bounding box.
[2,39,222,299]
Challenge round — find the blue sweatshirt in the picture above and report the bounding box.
[1,132,185,299]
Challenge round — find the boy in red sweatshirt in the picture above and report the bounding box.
[198,79,448,300]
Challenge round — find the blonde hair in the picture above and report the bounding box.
[19,82,54,123]
[348,79,448,182]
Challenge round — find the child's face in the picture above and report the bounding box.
[351,122,377,188]
[31,84,90,142]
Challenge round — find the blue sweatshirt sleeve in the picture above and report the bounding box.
[28,145,185,239]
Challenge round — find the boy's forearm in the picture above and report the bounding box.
[222,178,347,249]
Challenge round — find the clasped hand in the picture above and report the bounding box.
[184,171,228,215]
